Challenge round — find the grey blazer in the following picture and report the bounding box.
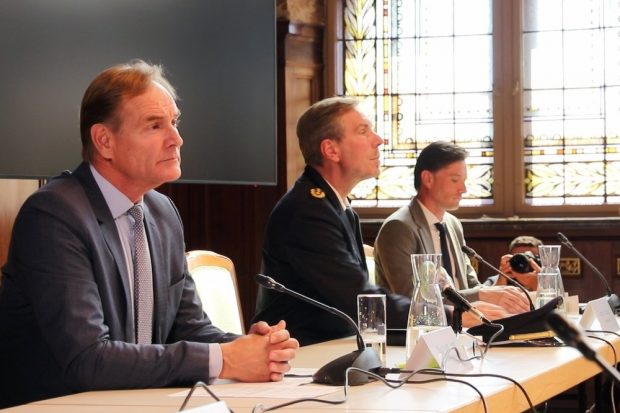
[373,197,481,301]
[0,162,237,408]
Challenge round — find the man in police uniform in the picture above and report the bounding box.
[252,97,509,345]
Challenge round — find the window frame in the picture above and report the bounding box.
[325,0,620,219]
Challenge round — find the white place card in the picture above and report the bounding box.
[580,296,620,331]
[402,327,472,379]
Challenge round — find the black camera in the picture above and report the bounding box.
[509,251,541,273]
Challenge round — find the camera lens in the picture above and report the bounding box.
[509,253,533,273]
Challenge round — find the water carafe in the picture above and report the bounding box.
[406,254,447,360]
[536,245,565,311]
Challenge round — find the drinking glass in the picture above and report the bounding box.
[536,245,565,310]
[357,294,387,366]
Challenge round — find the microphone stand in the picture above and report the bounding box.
[461,245,535,311]
[255,274,381,386]
[557,232,620,315]
[442,286,491,333]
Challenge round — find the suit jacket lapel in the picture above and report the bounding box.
[409,198,435,253]
[409,198,462,288]
[73,162,136,342]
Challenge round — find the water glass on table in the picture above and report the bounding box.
[357,293,387,367]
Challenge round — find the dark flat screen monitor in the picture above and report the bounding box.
[0,0,276,185]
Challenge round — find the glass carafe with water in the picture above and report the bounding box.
[536,245,565,311]
[406,254,448,360]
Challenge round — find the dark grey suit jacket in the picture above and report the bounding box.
[0,163,237,408]
[374,197,481,301]
[252,166,410,346]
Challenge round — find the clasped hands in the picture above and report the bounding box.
[219,320,299,382]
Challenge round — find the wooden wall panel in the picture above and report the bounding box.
[158,183,283,325]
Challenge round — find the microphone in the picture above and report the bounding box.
[556,232,620,314]
[443,286,491,325]
[255,274,381,386]
[546,310,594,358]
[546,310,620,385]
[461,245,535,311]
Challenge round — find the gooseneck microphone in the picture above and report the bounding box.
[556,232,620,314]
[443,286,491,325]
[461,245,535,311]
[255,274,381,385]
[546,310,620,385]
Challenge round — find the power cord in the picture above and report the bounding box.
[253,365,539,413]
[586,329,620,339]
[413,370,538,413]
[586,330,619,413]
[391,368,488,413]
[251,366,490,413]
[483,321,505,354]
[180,359,538,413]
[178,319,606,413]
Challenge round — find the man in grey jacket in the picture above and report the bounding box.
[374,141,529,314]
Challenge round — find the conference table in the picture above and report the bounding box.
[4,328,619,413]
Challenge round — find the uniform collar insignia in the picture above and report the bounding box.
[310,188,325,199]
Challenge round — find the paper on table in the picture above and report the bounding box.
[169,370,341,399]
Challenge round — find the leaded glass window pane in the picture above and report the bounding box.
[340,0,494,207]
[523,0,620,205]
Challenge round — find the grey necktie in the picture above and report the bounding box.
[128,204,153,344]
[434,222,453,279]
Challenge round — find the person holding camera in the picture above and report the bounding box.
[484,235,542,291]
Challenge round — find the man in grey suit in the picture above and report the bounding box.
[374,141,529,314]
[0,60,298,408]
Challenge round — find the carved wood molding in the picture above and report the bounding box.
[278,20,324,68]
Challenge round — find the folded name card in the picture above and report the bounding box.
[580,296,619,331]
[401,327,472,379]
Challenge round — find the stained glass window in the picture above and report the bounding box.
[338,0,620,211]
[523,0,620,206]
[340,0,494,208]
